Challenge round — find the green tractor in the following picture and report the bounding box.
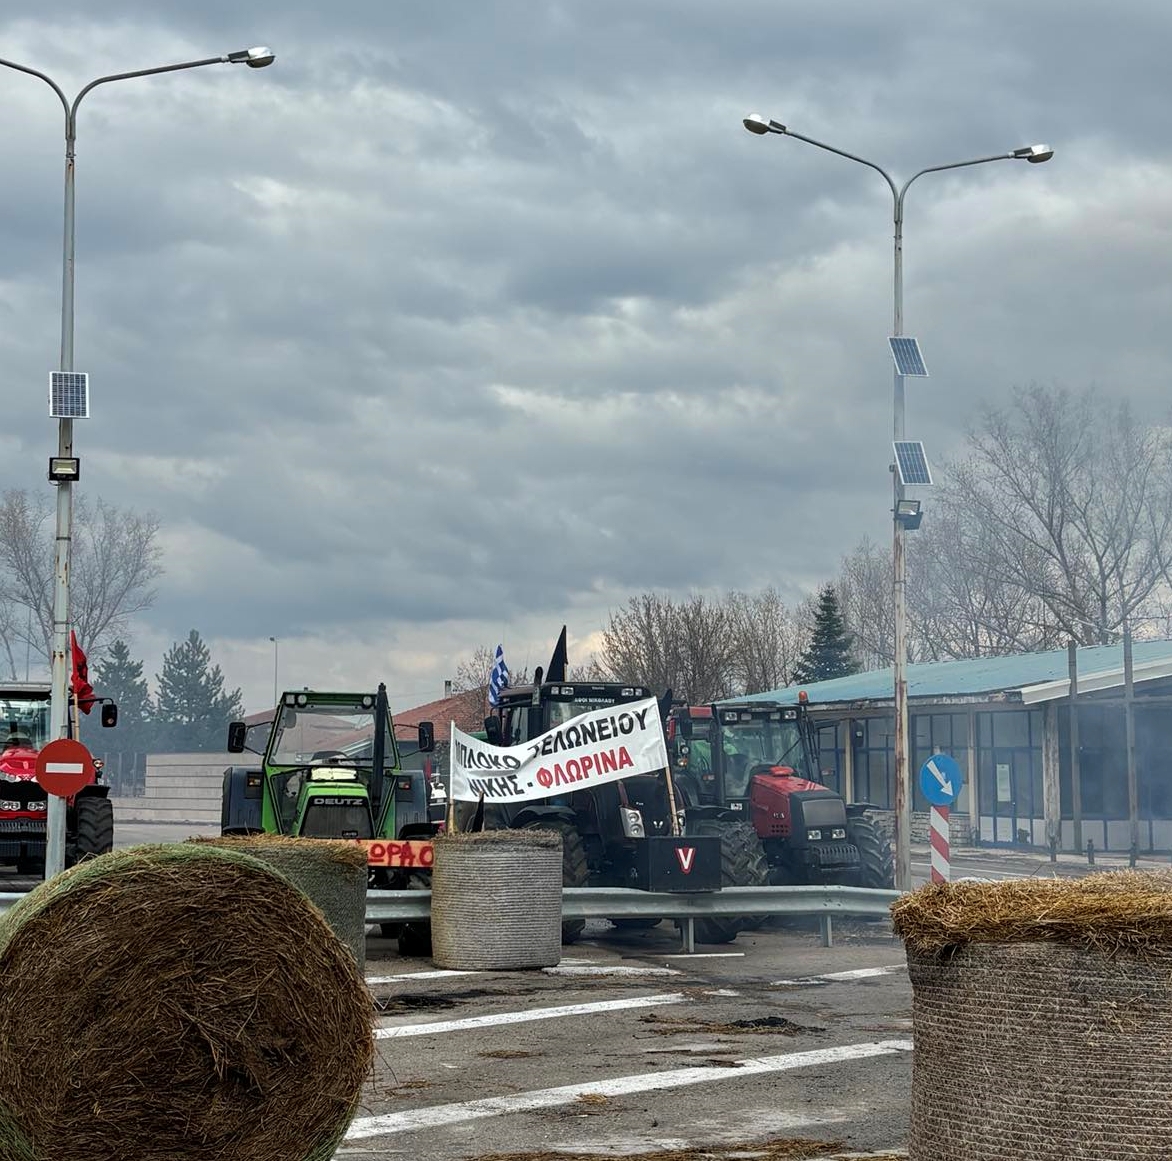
[222,684,438,953]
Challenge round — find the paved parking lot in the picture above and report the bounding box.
[3,825,1163,1159]
[348,919,912,1160]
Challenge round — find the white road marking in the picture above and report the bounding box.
[773,964,905,986]
[366,959,598,986]
[366,970,479,985]
[663,952,745,959]
[375,992,686,1039]
[911,860,1026,881]
[346,1039,913,1139]
[542,965,680,977]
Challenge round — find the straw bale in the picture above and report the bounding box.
[190,834,369,969]
[431,829,562,970]
[891,869,1172,956]
[0,843,373,1161]
[897,872,1172,1160]
[443,827,563,849]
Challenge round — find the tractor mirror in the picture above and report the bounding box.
[417,721,435,753]
[100,702,118,728]
[677,716,692,740]
[227,721,248,753]
[483,716,502,745]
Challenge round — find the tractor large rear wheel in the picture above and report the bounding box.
[524,819,588,944]
[848,814,895,889]
[685,819,769,944]
[70,796,114,866]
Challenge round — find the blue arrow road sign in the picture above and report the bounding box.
[920,752,963,806]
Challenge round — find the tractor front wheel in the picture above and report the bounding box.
[685,819,769,944]
[848,813,895,889]
[523,819,589,944]
[69,796,114,866]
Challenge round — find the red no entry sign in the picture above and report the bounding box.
[36,738,95,798]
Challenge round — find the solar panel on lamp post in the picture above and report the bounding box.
[0,47,275,879]
[742,113,1052,892]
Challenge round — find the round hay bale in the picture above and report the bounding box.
[893,872,1172,1161]
[431,829,562,970]
[0,844,373,1161]
[189,834,369,970]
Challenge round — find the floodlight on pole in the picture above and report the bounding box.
[743,111,1053,892]
[0,47,275,879]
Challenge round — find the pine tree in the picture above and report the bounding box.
[94,639,152,723]
[91,639,155,791]
[154,630,244,752]
[792,585,859,685]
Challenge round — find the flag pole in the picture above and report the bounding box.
[445,720,457,833]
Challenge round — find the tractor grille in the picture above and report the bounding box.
[301,800,373,840]
[0,819,46,834]
[810,841,860,869]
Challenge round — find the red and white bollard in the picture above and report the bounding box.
[929,804,950,884]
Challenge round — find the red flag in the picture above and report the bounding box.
[70,630,96,714]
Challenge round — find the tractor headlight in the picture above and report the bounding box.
[807,828,823,841]
[620,807,645,839]
[25,801,46,812]
[0,801,19,812]
[831,827,847,840]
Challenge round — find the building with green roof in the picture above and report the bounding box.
[726,640,1172,852]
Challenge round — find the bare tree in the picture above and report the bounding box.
[451,644,532,723]
[597,592,736,703]
[950,386,1172,645]
[727,587,810,692]
[911,501,1061,660]
[0,490,162,673]
[836,538,894,669]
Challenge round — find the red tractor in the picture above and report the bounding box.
[668,700,894,889]
[0,681,117,874]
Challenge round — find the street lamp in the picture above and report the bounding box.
[743,113,1052,892]
[269,637,279,705]
[0,46,275,879]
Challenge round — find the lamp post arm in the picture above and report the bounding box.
[0,57,69,117]
[68,56,227,128]
[780,127,899,205]
[896,152,1015,216]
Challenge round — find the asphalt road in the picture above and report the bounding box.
[2,822,1161,1160]
[351,920,913,1161]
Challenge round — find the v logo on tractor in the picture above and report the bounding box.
[675,845,697,873]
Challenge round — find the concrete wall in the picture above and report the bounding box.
[868,808,973,848]
[109,752,231,825]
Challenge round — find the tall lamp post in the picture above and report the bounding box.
[269,637,279,705]
[0,46,275,879]
[743,113,1052,891]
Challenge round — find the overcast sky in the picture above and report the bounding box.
[0,1,1167,714]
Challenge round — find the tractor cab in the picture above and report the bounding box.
[223,686,436,843]
[479,680,678,848]
[671,702,818,810]
[670,700,893,888]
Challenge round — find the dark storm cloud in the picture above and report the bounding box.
[2,0,1171,706]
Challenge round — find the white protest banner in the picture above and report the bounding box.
[449,697,668,805]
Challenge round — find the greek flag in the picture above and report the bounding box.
[488,644,509,707]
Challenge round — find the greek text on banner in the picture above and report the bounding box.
[449,697,668,804]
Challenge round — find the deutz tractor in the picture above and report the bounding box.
[668,701,894,889]
[468,630,758,944]
[222,684,438,951]
[0,680,117,874]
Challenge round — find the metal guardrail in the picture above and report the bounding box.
[366,883,900,953]
[0,884,899,954]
